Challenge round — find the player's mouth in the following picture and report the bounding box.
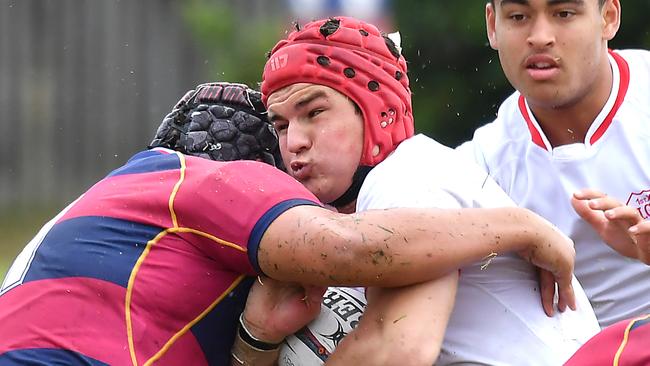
[290,160,312,181]
[525,54,560,81]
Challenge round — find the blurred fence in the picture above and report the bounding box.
[0,0,291,274]
[0,0,207,211]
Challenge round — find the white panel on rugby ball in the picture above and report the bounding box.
[279,287,366,366]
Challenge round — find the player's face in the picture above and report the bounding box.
[486,0,620,110]
[268,83,364,204]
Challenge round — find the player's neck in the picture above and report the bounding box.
[335,200,357,214]
[529,57,614,148]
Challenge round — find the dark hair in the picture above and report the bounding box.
[488,0,605,7]
[149,83,284,170]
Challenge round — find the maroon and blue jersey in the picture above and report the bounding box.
[0,148,320,365]
[565,314,650,366]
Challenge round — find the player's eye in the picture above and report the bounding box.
[556,10,575,19]
[273,122,288,133]
[308,108,325,118]
[509,13,526,21]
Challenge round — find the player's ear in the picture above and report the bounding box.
[601,0,621,41]
[486,2,499,50]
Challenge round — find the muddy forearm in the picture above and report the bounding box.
[259,206,539,287]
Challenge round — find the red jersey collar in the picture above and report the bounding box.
[518,50,630,151]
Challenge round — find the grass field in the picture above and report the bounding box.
[0,207,58,283]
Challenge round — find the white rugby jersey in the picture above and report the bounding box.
[458,50,650,327]
[358,135,599,365]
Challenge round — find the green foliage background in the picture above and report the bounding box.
[180,0,284,88]
[180,0,650,147]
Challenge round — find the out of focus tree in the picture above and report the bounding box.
[181,0,284,87]
[181,0,650,145]
[395,0,650,146]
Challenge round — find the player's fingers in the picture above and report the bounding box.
[573,188,606,200]
[605,206,643,224]
[571,196,604,227]
[556,274,576,313]
[539,269,556,317]
[587,195,624,211]
[630,221,650,264]
[636,245,650,265]
[630,220,650,235]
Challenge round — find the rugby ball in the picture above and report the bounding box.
[278,287,367,366]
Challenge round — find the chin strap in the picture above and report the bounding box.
[328,165,374,209]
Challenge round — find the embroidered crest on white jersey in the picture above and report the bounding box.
[626,189,650,220]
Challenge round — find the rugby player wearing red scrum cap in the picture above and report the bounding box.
[238,16,599,365]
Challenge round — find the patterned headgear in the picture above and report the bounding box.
[149,82,283,169]
[261,16,414,166]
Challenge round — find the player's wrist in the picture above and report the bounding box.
[231,314,282,366]
[239,313,285,349]
[511,207,544,252]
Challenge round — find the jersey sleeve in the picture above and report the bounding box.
[173,158,321,275]
[455,140,489,174]
[358,138,475,211]
[359,165,463,211]
[359,136,517,212]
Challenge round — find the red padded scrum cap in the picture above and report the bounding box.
[262,16,414,166]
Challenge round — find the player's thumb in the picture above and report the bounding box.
[571,195,601,227]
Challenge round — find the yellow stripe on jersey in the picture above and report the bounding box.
[169,227,247,252]
[613,313,650,366]
[143,275,247,366]
[169,151,186,228]
[126,230,166,366]
[125,228,248,366]
[124,227,247,366]
[125,153,250,365]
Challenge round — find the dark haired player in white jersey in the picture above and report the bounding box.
[460,0,650,328]
[455,1,650,363]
